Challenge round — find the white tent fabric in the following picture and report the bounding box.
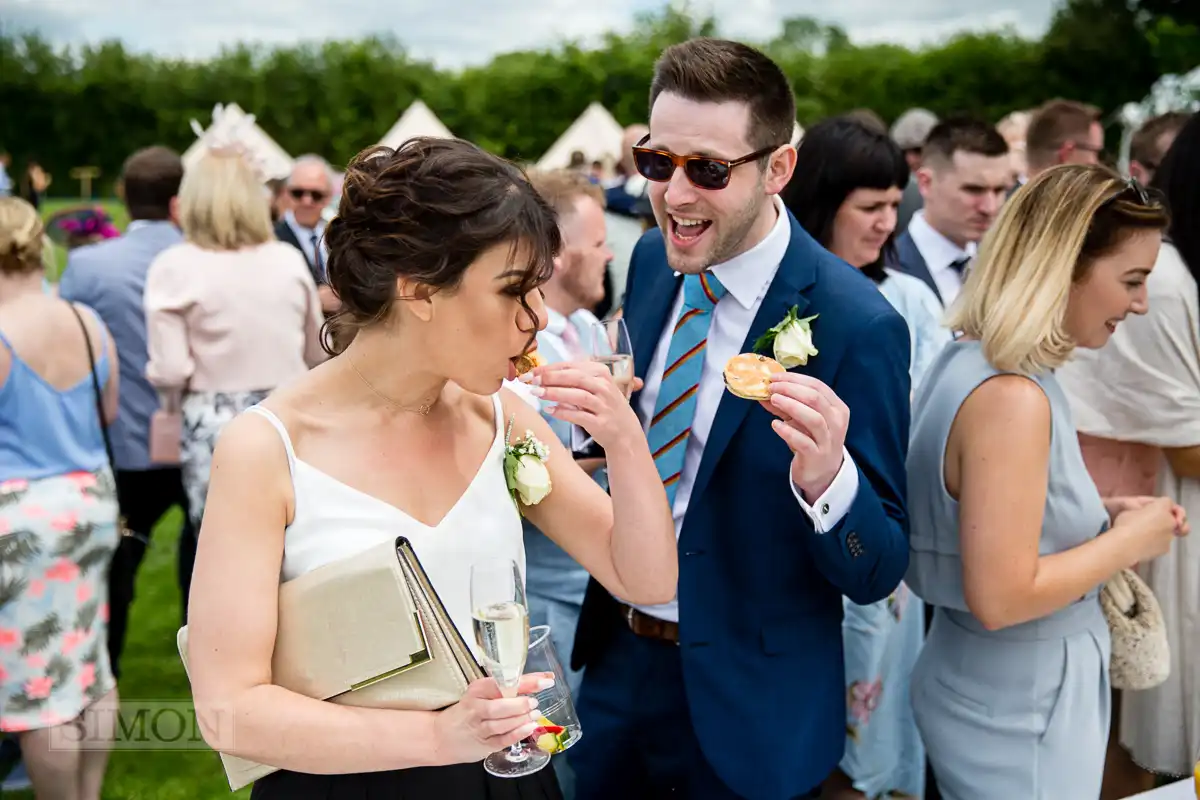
[379,100,454,148]
[1116,66,1200,172]
[537,103,625,170]
[183,103,294,181]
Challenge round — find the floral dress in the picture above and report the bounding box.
[0,469,119,731]
[837,270,952,798]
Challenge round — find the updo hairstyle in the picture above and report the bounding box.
[322,137,562,354]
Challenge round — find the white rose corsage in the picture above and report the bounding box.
[503,415,552,512]
[754,305,818,368]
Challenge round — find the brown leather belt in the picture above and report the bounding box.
[618,602,679,644]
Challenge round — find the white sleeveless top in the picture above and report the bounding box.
[246,393,526,658]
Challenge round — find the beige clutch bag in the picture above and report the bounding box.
[176,536,485,791]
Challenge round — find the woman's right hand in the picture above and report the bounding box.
[1113,496,1186,565]
[431,673,553,765]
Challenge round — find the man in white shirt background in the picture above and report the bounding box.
[511,168,614,799]
[888,117,1011,307]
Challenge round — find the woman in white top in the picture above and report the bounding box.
[184,137,677,798]
[1057,112,1200,786]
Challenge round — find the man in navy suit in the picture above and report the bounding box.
[887,118,1010,307]
[568,39,911,800]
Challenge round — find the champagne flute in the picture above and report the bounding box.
[591,317,635,399]
[469,559,549,778]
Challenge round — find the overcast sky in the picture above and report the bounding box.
[4,0,1057,68]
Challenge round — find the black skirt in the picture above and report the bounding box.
[249,762,564,800]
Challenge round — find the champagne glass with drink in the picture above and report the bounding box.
[469,559,550,777]
[591,317,634,399]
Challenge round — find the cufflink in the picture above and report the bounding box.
[821,502,830,515]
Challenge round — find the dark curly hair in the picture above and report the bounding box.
[322,137,562,354]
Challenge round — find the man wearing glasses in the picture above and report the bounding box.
[1025,99,1107,179]
[275,154,339,315]
[569,38,911,800]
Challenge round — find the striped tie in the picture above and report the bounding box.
[647,271,727,507]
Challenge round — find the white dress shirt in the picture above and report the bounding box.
[907,211,975,307]
[632,198,860,622]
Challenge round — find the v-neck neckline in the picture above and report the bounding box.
[292,423,504,531]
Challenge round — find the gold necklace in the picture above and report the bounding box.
[347,357,437,416]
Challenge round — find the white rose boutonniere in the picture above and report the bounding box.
[753,305,818,368]
[503,415,552,512]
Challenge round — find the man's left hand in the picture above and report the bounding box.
[760,373,849,499]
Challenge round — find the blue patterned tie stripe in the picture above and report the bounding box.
[647,271,727,506]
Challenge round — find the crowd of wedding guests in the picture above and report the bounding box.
[0,35,1198,800]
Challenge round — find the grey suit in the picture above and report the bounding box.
[58,220,196,676]
[59,220,183,471]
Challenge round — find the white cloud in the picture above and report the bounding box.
[3,0,1055,68]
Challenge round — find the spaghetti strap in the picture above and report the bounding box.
[491,392,505,442]
[70,303,108,363]
[245,406,297,476]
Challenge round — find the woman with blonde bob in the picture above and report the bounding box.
[145,147,325,534]
[904,164,1189,799]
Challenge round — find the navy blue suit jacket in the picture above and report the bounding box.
[886,229,942,305]
[572,213,911,800]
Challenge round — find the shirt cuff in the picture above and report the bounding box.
[790,447,860,533]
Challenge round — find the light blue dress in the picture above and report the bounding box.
[838,270,950,798]
[905,339,1112,800]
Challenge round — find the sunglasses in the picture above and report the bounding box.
[289,188,327,203]
[631,135,784,190]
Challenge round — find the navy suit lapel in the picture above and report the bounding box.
[628,262,682,422]
[688,215,816,507]
[895,232,941,304]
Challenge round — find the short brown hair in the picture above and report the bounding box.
[527,169,605,223]
[1130,112,1190,169]
[1025,99,1101,170]
[650,38,796,152]
[121,146,183,221]
[922,116,1009,167]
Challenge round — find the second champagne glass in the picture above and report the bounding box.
[591,317,635,399]
[469,559,549,778]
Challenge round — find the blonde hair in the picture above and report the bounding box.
[0,197,48,276]
[946,164,1168,375]
[178,151,274,251]
[526,169,606,221]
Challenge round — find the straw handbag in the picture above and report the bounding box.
[1100,568,1170,691]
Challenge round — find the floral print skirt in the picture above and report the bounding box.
[840,582,926,799]
[181,389,270,531]
[0,468,120,732]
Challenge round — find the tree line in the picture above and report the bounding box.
[0,0,1197,196]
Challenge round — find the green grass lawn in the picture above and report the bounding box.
[5,510,250,799]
